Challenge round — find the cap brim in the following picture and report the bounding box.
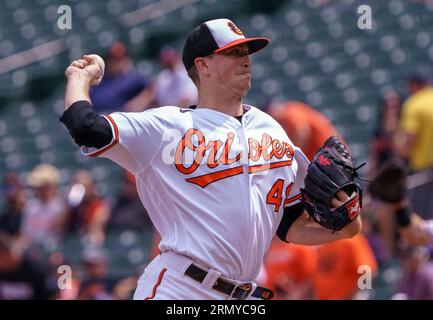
[214,37,270,54]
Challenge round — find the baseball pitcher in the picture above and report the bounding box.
[60,19,363,300]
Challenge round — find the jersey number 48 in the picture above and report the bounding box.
[266,179,294,212]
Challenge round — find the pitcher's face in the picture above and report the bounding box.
[207,44,252,96]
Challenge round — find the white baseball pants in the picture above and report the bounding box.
[133,250,259,300]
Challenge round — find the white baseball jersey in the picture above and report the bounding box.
[82,105,309,281]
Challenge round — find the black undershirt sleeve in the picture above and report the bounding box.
[276,202,305,243]
[59,100,113,149]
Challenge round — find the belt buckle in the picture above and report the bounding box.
[231,282,253,300]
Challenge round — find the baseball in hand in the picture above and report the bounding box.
[83,54,105,86]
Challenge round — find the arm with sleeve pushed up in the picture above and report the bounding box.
[60,55,164,174]
[61,56,112,148]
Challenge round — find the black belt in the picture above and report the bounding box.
[185,264,274,300]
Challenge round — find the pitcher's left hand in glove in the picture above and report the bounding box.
[301,136,363,231]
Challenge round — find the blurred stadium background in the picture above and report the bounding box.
[1,0,433,300]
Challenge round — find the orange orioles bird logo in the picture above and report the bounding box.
[228,21,243,36]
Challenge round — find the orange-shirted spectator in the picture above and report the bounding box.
[267,101,340,161]
[262,238,318,299]
[313,234,378,300]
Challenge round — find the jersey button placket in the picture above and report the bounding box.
[236,120,254,279]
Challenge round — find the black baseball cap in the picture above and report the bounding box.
[182,18,270,70]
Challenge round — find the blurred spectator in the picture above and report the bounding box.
[0,172,25,235]
[361,207,391,268]
[395,69,433,171]
[152,46,197,107]
[369,90,402,177]
[46,251,80,300]
[21,164,67,248]
[372,71,433,256]
[313,234,378,299]
[394,69,433,219]
[77,247,113,300]
[394,244,433,300]
[267,101,340,161]
[111,274,139,300]
[106,171,152,232]
[57,273,80,300]
[66,170,110,246]
[89,42,152,113]
[262,237,317,299]
[0,233,53,299]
